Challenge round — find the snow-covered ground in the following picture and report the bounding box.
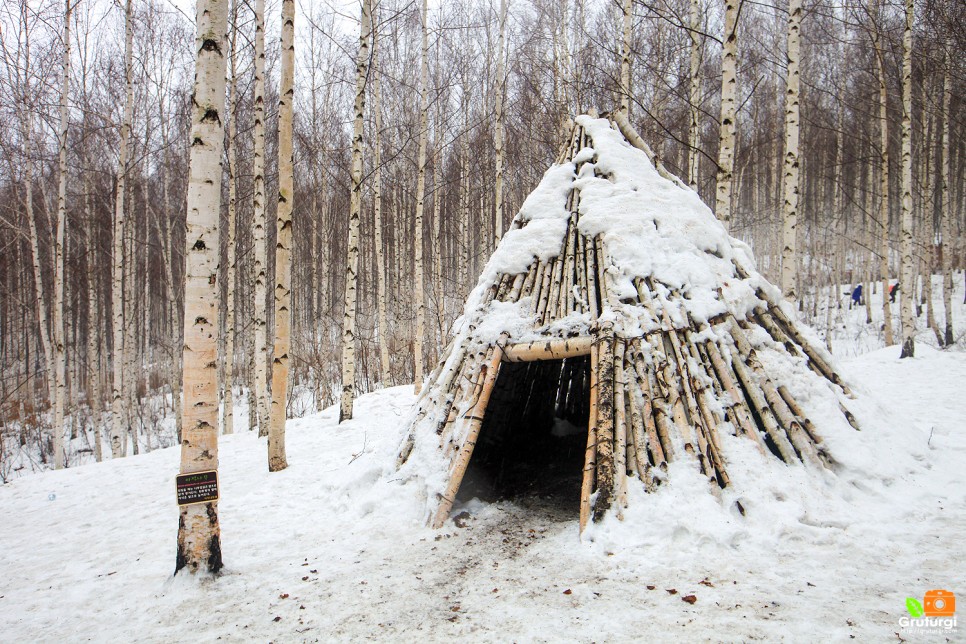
[1,278,964,642]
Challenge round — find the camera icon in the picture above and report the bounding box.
[924,589,956,617]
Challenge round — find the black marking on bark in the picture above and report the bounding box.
[195,316,209,325]
[193,239,206,250]
[201,108,221,125]
[201,39,221,53]
[174,512,188,574]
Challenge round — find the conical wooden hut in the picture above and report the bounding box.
[396,114,858,532]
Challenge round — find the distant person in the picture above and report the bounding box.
[889,282,899,303]
[850,284,863,309]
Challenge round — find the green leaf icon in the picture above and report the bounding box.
[906,597,924,618]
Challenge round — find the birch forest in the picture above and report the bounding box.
[0,0,963,479]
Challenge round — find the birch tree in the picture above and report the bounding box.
[715,0,738,229]
[493,0,507,243]
[267,0,294,471]
[619,0,632,114]
[222,0,239,436]
[340,0,372,422]
[413,0,430,394]
[51,0,74,468]
[252,0,270,436]
[897,0,915,358]
[372,5,391,387]
[687,0,702,190]
[176,0,231,576]
[870,0,894,346]
[110,0,134,458]
[940,47,954,346]
[780,0,802,300]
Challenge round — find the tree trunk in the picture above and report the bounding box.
[898,0,915,358]
[175,0,231,576]
[780,0,801,301]
[687,0,702,190]
[51,0,72,468]
[619,0,632,114]
[715,0,738,229]
[432,138,443,336]
[940,48,954,347]
[339,0,371,423]
[494,0,507,242]
[252,0,270,437]
[871,4,894,347]
[372,10,391,388]
[222,1,239,436]
[413,0,430,394]
[267,0,294,471]
[110,0,134,459]
[85,175,103,463]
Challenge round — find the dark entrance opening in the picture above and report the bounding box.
[456,355,591,515]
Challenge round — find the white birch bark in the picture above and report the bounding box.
[898,0,915,358]
[176,0,231,575]
[494,0,507,243]
[432,138,443,328]
[459,99,470,294]
[715,0,738,229]
[871,2,894,346]
[864,157,875,324]
[780,0,801,301]
[619,0,632,114]
[940,48,954,346]
[687,0,702,190]
[413,0,429,394]
[51,0,72,468]
[110,0,134,459]
[371,12,391,387]
[267,0,294,471]
[84,178,102,463]
[222,1,238,436]
[23,120,56,463]
[339,0,371,423]
[252,0,270,437]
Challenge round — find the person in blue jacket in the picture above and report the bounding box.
[850,284,863,309]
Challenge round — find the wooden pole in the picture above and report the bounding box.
[579,338,599,533]
[432,341,505,528]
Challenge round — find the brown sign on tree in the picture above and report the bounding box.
[176,471,219,506]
